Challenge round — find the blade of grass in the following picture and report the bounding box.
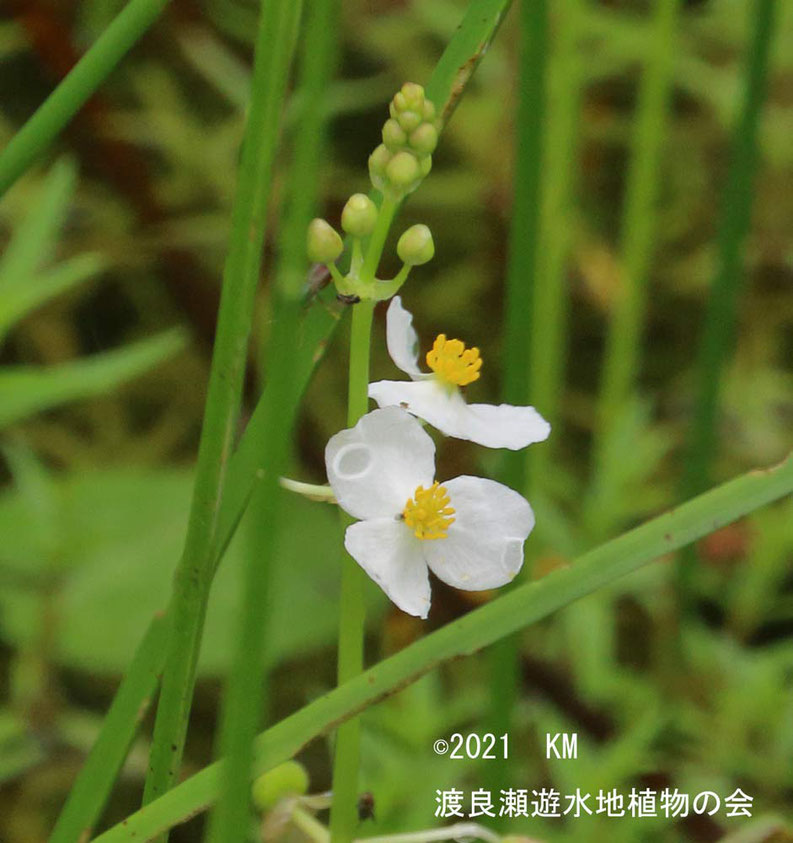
[48,613,171,843]
[487,0,549,803]
[48,4,514,835]
[141,0,302,827]
[203,1,335,839]
[92,452,793,842]
[526,0,585,488]
[590,0,681,540]
[677,0,778,600]
[680,0,777,500]
[0,0,171,197]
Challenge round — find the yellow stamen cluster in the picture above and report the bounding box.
[426,334,482,387]
[402,481,455,540]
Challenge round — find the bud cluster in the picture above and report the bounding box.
[305,83,438,304]
[369,82,439,199]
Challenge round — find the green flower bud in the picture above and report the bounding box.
[251,761,309,812]
[419,154,432,178]
[393,91,408,112]
[397,110,422,133]
[400,82,425,111]
[385,151,420,188]
[368,143,392,191]
[397,224,434,266]
[382,118,407,151]
[307,218,343,264]
[341,194,378,237]
[422,100,436,122]
[408,123,438,156]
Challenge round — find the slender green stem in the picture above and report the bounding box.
[142,0,301,828]
[361,196,397,281]
[680,0,777,500]
[329,298,376,843]
[487,0,548,805]
[592,0,681,530]
[0,0,170,197]
[92,452,793,843]
[204,1,333,839]
[677,0,778,599]
[49,614,170,843]
[525,0,585,489]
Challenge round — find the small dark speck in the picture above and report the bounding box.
[400,402,409,409]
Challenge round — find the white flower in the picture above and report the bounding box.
[368,296,551,450]
[326,407,535,618]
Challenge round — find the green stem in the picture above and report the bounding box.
[593,0,681,518]
[91,452,793,843]
[142,0,301,828]
[204,1,333,839]
[487,0,548,805]
[329,298,376,843]
[525,0,585,489]
[680,0,777,500]
[677,0,778,599]
[0,0,171,198]
[361,196,397,282]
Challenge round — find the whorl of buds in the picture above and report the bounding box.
[251,761,309,812]
[341,194,378,237]
[307,218,343,264]
[369,82,439,199]
[397,224,435,266]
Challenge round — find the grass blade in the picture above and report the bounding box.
[0,0,171,197]
[0,329,185,430]
[680,0,778,500]
[141,0,303,825]
[91,452,793,842]
[203,1,336,839]
[488,0,549,801]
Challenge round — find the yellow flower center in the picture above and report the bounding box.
[426,334,482,387]
[402,481,455,540]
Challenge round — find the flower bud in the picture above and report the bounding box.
[368,143,391,191]
[408,123,438,156]
[386,151,420,189]
[397,110,422,133]
[418,154,432,178]
[251,761,309,812]
[382,118,407,151]
[422,100,436,122]
[397,224,434,266]
[341,194,378,237]
[307,218,343,264]
[400,82,425,111]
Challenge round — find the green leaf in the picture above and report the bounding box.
[0,468,383,674]
[0,329,185,430]
[0,252,105,344]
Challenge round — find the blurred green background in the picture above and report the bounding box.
[0,0,792,840]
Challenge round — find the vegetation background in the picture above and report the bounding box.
[0,0,791,841]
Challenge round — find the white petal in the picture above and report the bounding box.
[422,476,534,591]
[345,518,431,618]
[458,402,551,449]
[386,296,424,379]
[325,407,435,520]
[369,378,549,450]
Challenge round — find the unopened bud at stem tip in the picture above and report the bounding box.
[307,218,343,264]
[397,224,434,266]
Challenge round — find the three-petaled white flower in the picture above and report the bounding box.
[326,406,535,618]
[368,296,551,450]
